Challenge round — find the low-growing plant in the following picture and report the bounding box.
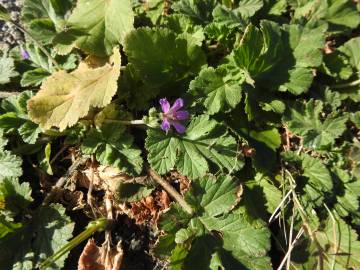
[0,0,359,269]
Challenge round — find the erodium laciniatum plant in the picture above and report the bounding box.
[0,0,360,269]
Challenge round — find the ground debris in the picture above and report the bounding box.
[78,238,124,270]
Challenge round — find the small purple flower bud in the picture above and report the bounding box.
[160,98,189,134]
[20,48,30,60]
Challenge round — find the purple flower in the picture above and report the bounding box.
[20,48,30,60]
[160,98,189,134]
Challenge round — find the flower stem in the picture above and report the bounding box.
[331,78,360,89]
[103,119,145,125]
[11,21,61,71]
[148,168,194,215]
[40,218,109,270]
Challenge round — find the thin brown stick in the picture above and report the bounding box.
[277,228,305,270]
[50,144,67,165]
[285,169,326,269]
[87,154,97,217]
[42,156,88,205]
[148,168,193,215]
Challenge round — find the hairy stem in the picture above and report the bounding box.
[103,119,145,125]
[148,168,194,215]
[11,21,61,70]
[331,78,360,89]
[40,218,109,270]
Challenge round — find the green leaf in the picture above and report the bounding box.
[326,37,360,102]
[228,21,326,94]
[0,55,18,85]
[204,22,238,50]
[340,37,360,71]
[0,177,32,216]
[297,213,360,269]
[21,0,74,46]
[28,49,121,131]
[0,91,41,144]
[172,0,217,24]
[27,18,57,44]
[32,204,74,268]
[199,214,271,261]
[226,112,281,172]
[332,168,360,219]
[159,204,192,234]
[0,216,22,238]
[318,214,360,268]
[156,174,272,269]
[0,204,74,270]
[212,5,246,28]
[188,66,244,115]
[0,130,8,149]
[137,0,165,25]
[81,123,143,175]
[283,99,347,150]
[310,87,342,111]
[282,151,333,207]
[21,68,50,87]
[55,0,134,56]
[0,151,22,179]
[322,51,353,81]
[163,14,205,46]
[301,153,333,190]
[245,173,282,216]
[117,64,158,110]
[0,4,10,21]
[124,27,206,88]
[325,0,360,31]
[24,43,55,73]
[21,0,73,26]
[236,0,263,18]
[346,139,360,193]
[170,244,189,270]
[230,21,282,82]
[185,174,240,216]
[153,234,177,257]
[146,115,244,179]
[39,143,53,175]
[115,182,154,202]
[350,111,360,128]
[293,0,360,33]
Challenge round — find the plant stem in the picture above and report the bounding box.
[11,21,61,71]
[148,168,194,215]
[103,119,145,125]
[50,144,67,165]
[0,91,21,98]
[331,78,360,89]
[40,218,109,270]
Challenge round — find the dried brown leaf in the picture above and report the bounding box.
[78,239,123,270]
[126,190,170,225]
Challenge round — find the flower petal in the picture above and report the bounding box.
[170,98,184,112]
[161,118,171,132]
[20,49,30,60]
[171,121,186,134]
[159,98,170,113]
[174,110,189,120]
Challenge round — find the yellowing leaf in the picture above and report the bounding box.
[28,49,121,131]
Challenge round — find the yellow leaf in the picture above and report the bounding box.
[28,48,121,131]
